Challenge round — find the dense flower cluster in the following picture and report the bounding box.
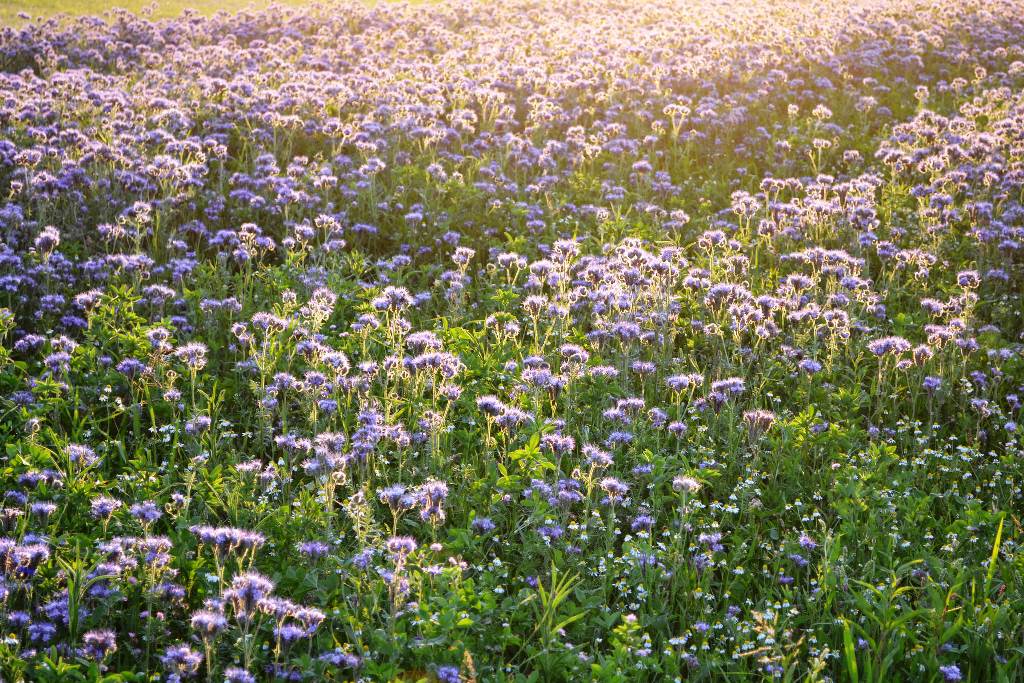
[0,0,1023,680]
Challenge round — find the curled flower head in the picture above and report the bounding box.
[81,629,117,660]
[174,342,209,371]
[672,476,702,494]
[161,644,202,678]
[386,536,418,560]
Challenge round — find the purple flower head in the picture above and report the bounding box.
[67,444,99,468]
[190,609,227,638]
[471,516,496,534]
[224,572,275,620]
[81,629,117,660]
[867,336,911,357]
[129,501,162,525]
[939,665,962,682]
[174,342,209,371]
[34,226,60,253]
[436,665,461,683]
[599,477,629,502]
[224,668,257,683]
[386,536,418,560]
[298,541,331,560]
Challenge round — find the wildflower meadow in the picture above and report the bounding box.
[0,0,1023,681]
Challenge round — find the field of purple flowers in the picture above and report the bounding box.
[1,0,1023,680]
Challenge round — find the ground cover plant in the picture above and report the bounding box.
[0,0,1023,680]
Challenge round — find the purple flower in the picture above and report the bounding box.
[224,668,257,683]
[298,541,331,559]
[161,644,202,678]
[867,336,911,357]
[67,444,99,467]
[471,517,496,534]
[174,342,208,371]
[956,271,980,288]
[129,501,162,525]
[34,226,60,253]
[223,572,275,620]
[939,665,962,682]
[673,476,702,494]
[81,629,117,660]
[599,477,629,502]
[190,610,227,638]
[386,536,418,559]
[436,665,461,683]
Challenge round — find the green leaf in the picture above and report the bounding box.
[986,513,1005,591]
[842,619,859,683]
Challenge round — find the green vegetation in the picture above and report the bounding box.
[1,1,1023,681]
